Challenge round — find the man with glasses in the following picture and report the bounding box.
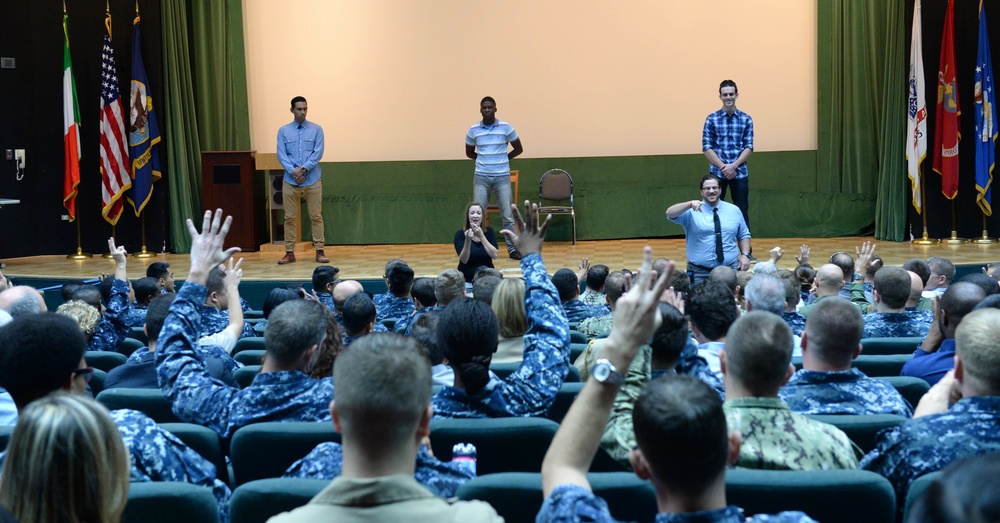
[666,175,752,284]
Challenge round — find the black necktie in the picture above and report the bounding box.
[713,208,724,264]
[298,124,303,129]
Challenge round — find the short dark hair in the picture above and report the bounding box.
[473,267,503,281]
[939,282,988,331]
[342,293,376,335]
[438,298,498,394]
[206,267,226,295]
[605,272,628,304]
[586,264,610,291]
[0,313,87,407]
[410,310,444,366]
[290,96,307,108]
[387,265,415,296]
[803,297,863,367]
[552,269,580,302]
[633,375,728,495]
[264,300,329,366]
[99,277,114,305]
[908,453,1000,523]
[874,266,912,309]
[700,174,720,191]
[472,275,501,306]
[146,262,170,280]
[686,281,737,341]
[263,287,303,319]
[411,277,437,308]
[903,259,931,286]
[725,312,793,395]
[667,271,691,296]
[776,269,801,307]
[719,79,738,94]
[480,96,496,106]
[133,277,160,306]
[795,265,816,291]
[312,266,341,293]
[61,281,84,303]
[144,293,178,342]
[650,303,689,366]
[71,286,101,310]
[957,273,1000,297]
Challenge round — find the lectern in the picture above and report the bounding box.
[201,151,264,251]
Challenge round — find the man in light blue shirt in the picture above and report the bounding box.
[666,175,752,284]
[466,96,523,259]
[277,96,328,265]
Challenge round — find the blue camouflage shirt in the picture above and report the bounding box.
[198,303,257,340]
[89,279,131,352]
[395,305,445,336]
[316,292,335,312]
[432,254,570,418]
[156,281,333,439]
[781,311,806,337]
[562,299,610,324]
[537,484,816,523]
[284,442,474,498]
[779,368,912,417]
[121,303,148,328]
[113,345,241,389]
[373,291,415,323]
[861,312,930,339]
[861,396,1000,513]
[675,338,726,400]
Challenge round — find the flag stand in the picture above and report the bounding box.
[912,176,938,245]
[942,201,968,244]
[66,219,92,260]
[102,225,117,258]
[972,215,997,243]
[132,214,157,258]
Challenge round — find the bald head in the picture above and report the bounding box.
[815,264,845,295]
[0,286,47,317]
[708,266,737,293]
[906,271,923,307]
[332,280,365,312]
[939,282,989,338]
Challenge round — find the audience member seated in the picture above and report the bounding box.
[830,249,860,300]
[779,297,912,416]
[776,269,806,335]
[61,280,84,303]
[330,279,388,335]
[795,264,816,307]
[687,281,738,378]
[270,334,500,522]
[308,312,343,380]
[282,335,477,499]
[396,270,463,335]
[341,293,378,348]
[200,265,257,339]
[106,293,239,389]
[904,258,933,310]
[722,311,858,470]
[956,271,1000,297]
[579,260,609,306]
[863,308,1000,514]
[0,312,231,519]
[922,256,955,300]
[57,239,131,352]
[901,282,987,386]
[577,271,626,340]
[257,285,305,334]
[311,265,341,312]
[147,261,176,293]
[983,261,1000,285]
[800,264,852,317]
[863,266,931,338]
[0,393,130,523]
[905,271,934,323]
[156,210,334,439]
[709,265,738,295]
[121,276,159,328]
[744,275,802,356]
[553,268,609,323]
[538,253,817,523]
[374,260,415,322]
[491,277,527,363]
[472,273,501,305]
[432,201,569,418]
[904,453,1000,523]
[409,311,453,386]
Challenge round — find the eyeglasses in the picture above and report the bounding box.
[72,367,95,383]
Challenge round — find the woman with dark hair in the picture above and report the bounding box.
[255,285,306,335]
[455,202,498,284]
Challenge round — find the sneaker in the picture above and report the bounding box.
[508,250,523,261]
[315,250,330,263]
[746,253,758,263]
[277,252,296,265]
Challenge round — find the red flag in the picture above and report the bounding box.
[933,0,961,199]
[63,12,81,221]
[99,12,131,225]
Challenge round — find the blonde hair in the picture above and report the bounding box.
[0,393,130,523]
[55,300,102,337]
[492,278,527,338]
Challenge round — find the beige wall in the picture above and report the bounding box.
[244,0,817,162]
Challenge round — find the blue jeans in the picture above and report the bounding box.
[717,176,750,228]
[473,174,514,252]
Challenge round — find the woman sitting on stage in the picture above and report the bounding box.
[454,202,498,284]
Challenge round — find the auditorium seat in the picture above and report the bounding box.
[428,417,558,475]
[119,337,145,357]
[232,337,266,355]
[235,365,262,388]
[851,354,912,377]
[860,337,921,356]
[85,350,127,372]
[877,376,930,410]
[570,342,588,362]
[160,422,229,484]
[129,326,148,345]
[89,368,107,397]
[805,414,908,455]
[902,470,944,522]
[234,349,265,366]
[229,478,326,523]
[95,388,181,423]
[569,330,587,344]
[544,382,584,423]
[123,481,221,523]
[229,421,340,486]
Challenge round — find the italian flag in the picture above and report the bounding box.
[63,12,81,221]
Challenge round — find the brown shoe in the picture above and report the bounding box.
[315,250,330,263]
[277,252,296,265]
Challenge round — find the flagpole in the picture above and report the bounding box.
[132,214,157,258]
[942,201,968,244]
[66,218,92,260]
[972,215,997,243]
[912,171,938,245]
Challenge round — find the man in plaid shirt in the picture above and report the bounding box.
[702,79,754,231]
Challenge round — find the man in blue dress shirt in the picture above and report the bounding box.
[277,96,328,265]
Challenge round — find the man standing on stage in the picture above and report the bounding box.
[466,96,523,259]
[703,79,754,231]
[666,175,752,284]
[277,96,328,265]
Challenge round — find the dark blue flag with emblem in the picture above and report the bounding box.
[126,11,161,216]
[976,0,997,216]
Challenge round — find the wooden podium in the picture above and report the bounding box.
[201,151,265,251]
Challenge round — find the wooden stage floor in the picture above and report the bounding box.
[5,236,1000,282]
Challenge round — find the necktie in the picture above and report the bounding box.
[298,124,303,129]
[713,208,724,264]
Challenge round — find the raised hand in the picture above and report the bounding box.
[604,246,674,367]
[186,209,241,283]
[501,200,552,257]
[794,244,810,266]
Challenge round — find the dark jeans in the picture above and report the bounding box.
[718,176,750,228]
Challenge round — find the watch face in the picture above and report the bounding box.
[593,363,610,381]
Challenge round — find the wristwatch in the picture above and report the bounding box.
[591,358,625,386]
[741,251,750,257]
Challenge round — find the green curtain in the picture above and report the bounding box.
[160,0,250,252]
[817,0,906,239]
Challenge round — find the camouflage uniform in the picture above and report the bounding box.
[537,485,818,523]
[861,396,1000,514]
[316,292,336,312]
[799,292,868,319]
[577,312,613,340]
[579,288,606,307]
[341,332,363,348]
[121,303,148,328]
[779,369,912,417]
[562,299,610,324]
[89,279,131,352]
[861,312,930,339]
[334,311,389,333]
[156,281,333,439]
[284,443,474,498]
[394,305,445,336]
[675,339,726,399]
[780,311,806,336]
[432,254,569,418]
[724,397,859,470]
[117,345,241,388]
[198,304,258,340]
[373,291,415,323]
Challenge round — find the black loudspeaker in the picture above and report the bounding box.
[269,173,284,210]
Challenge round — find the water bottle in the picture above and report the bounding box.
[451,442,477,476]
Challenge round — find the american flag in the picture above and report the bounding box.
[99,12,130,225]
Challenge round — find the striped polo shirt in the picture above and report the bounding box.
[466,119,518,177]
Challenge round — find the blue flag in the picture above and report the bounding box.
[127,13,162,216]
[976,0,997,216]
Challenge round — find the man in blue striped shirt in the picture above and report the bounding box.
[702,80,754,230]
[466,96,524,259]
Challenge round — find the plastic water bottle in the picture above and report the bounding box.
[451,442,477,475]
